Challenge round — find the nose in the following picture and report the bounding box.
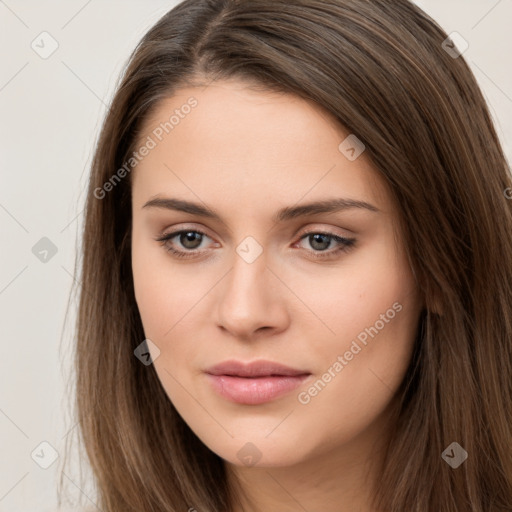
[214,245,290,341]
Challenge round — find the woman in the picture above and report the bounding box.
[63,0,512,510]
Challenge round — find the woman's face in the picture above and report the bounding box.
[131,78,423,469]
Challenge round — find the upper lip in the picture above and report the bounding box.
[205,360,310,378]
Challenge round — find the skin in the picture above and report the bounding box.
[131,78,424,512]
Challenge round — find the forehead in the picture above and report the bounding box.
[132,79,391,215]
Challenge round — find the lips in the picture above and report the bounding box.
[204,360,311,405]
[205,359,310,378]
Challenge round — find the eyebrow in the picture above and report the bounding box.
[142,196,379,224]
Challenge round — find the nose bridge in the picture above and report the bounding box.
[225,237,270,309]
[215,235,288,337]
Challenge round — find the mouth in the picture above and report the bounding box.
[204,360,312,405]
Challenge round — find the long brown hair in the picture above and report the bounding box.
[61,0,512,510]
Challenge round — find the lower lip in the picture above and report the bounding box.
[205,374,311,405]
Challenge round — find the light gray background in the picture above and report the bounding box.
[1,1,511,511]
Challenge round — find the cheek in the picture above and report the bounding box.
[291,236,411,345]
[300,295,417,449]
[131,223,204,333]
[131,226,185,339]
[298,249,419,433]
[294,236,419,409]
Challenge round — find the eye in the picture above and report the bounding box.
[155,229,215,259]
[295,231,356,259]
[155,228,356,260]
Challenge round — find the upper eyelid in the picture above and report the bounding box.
[161,227,212,241]
[159,227,353,249]
[160,222,354,240]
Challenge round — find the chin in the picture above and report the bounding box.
[197,430,312,469]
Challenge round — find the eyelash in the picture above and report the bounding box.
[155,229,356,261]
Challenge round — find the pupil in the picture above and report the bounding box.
[181,232,202,249]
[310,233,330,251]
